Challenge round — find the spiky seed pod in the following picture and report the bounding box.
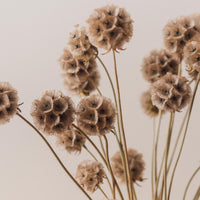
[87,4,133,51]
[68,25,97,61]
[0,82,18,125]
[59,49,100,96]
[141,90,160,117]
[31,90,75,135]
[163,15,199,58]
[184,41,200,73]
[141,49,180,83]
[151,72,192,112]
[56,126,86,154]
[76,94,116,136]
[111,148,145,183]
[76,160,106,193]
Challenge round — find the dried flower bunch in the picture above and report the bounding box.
[1,4,200,200]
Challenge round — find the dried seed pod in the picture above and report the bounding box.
[68,25,97,61]
[87,4,134,51]
[76,160,105,192]
[141,49,179,83]
[56,126,86,153]
[31,90,75,135]
[140,90,160,117]
[184,41,200,73]
[163,15,199,59]
[111,148,145,183]
[0,82,18,125]
[59,49,100,95]
[76,94,116,136]
[151,73,192,112]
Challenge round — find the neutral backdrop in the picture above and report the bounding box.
[0,0,200,199]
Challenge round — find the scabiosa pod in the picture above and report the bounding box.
[87,4,134,52]
[76,94,116,136]
[0,82,18,125]
[30,90,75,135]
[76,160,106,193]
[56,125,86,154]
[184,41,200,80]
[59,49,100,96]
[141,49,180,83]
[163,15,199,59]
[151,72,192,112]
[140,90,160,117]
[68,25,98,61]
[111,148,145,183]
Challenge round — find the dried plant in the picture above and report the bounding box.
[1,4,200,200]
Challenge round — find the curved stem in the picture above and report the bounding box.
[164,112,175,200]
[193,186,200,200]
[103,135,116,199]
[98,186,109,199]
[16,112,92,200]
[183,166,200,200]
[97,55,122,143]
[72,124,124,200]
[112,49,133,200]
[151,117,156,198]
[168,73,200,200]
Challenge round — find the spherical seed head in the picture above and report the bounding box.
[76,94,116,136]
[30,90,75,135]
[0,82,18,125]
[87,4,134,51]
[56,125,86,154]
[76,160,106,193]
[141,49,180,83]
[141,90,160,117]
[184,41,200,73]
[111,148,145,183]
[163,15,199,58]
[59,49,100,95]
[151,72,192,112]
[68,25,97,61]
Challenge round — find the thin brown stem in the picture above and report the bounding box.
[152,117,156,199]
[168,73,200,200]
[16,112,92,200]
[193,186,200,200]
[112,49,133,200]
[183,166,200,200]
[98,185,109,199]
[163,112,175,200]
[103,135,116,199]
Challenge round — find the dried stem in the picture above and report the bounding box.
[98,185,109,199]
[16,112,93,200]
[163,112,175,200]
[112,49,133,200]
[183,166,200,200]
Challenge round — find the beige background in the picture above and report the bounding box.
[0,0,200,199]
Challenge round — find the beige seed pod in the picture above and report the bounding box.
[141,49,180,83]
[0,82,18,125]
[87,4,134,52]
[76,94,116,136]
[140,90,160,117]
[76,160,105,193]
[111,148,145,183]
[31,90,75,135]
[68,25,97,61]
[151,72,192,112]
[59,49,100,95]
[56,126,86,154]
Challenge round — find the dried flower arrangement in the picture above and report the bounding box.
[1,4,200,200]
